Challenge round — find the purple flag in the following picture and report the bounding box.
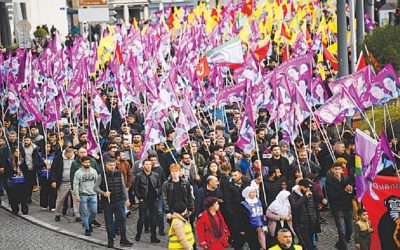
[329,66,372,106]
[91,85,112,126]
[314,92,347,124]
[292,31,309,57]
[138,119,166,159]
[379,132,396,163]
[236,95,256,154]
[364,13,375,32]
[275,53,313,95]
[19,90,45,125]
[354,129,380,202]
[310,33,322,54]
[372,63,400,100]
[216,81,247,107]
[44,97,61,128]
[311,74,328,105]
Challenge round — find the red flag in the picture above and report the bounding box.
[365,45,380,71]
[282,45,290,62]
[241,0,253,16]
[356,51,366,71]
[167,12,174,29]
[196,57,211,80]
[281,23,292,40]
[114,42,123,65]
[282,4,288,17]
[254,40,270,62]
[323,45,338,71]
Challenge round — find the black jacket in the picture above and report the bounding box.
[326,173,353,211]
[50,152,75,189]
[222,177,250,228]
[265,157,292,180]
[195,186,222,216]
[133,170,161,201]
[289,188,318,229]
[162,177,194,213]
[22,145,44,171]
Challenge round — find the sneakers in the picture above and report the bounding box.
[55,215,61,222]
[92,220,101,227]
[41,207,48,211]
[107,239,114,248]
[120,238,133,247]
[85,229,91,236]
[151,237,161,243]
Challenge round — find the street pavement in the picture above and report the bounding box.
[0,191,354,250]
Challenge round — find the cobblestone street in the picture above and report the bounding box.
[0,191,356,250]
[0,207,107,249]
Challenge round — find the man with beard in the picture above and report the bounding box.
[266,145,292,180]
[132,133,143,155]
[22,136,43,203]
[222,168,250,249]
[289,179,319,250]
[30,125,45,153]
[292,150,321,178]
[326,162,354,250]
[269,229,302,250]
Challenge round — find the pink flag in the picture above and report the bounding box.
[236,95,256,154]
[19,90,45,125]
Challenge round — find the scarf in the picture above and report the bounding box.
[268,190,291,216]
[206,210,223,239]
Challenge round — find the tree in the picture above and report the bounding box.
[363,25,400,71]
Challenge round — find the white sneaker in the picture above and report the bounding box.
[41,207,48,211]
[51,209,56,212]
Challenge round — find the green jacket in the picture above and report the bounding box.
[70,158,99,189]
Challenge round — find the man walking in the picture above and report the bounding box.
[326,162,354,250]
[133,159,161,243]
[95,159,133,248]
[51,148,81,222]
[73,156,98,236]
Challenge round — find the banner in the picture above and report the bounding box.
[362,175,400,250]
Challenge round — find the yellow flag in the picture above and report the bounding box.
[327,43,337,55]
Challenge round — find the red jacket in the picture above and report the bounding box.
[196,210,230,250]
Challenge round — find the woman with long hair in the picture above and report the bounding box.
[196,197,230,250]
[5,147,29,215]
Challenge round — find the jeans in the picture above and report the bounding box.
[156,195,164,232]
[79,194,97,231]
[137,199,157,238]
[333,210,353,250]
[103,199,127,240]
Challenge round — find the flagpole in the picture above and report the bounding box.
[162,124,178,164]
[193,107,211,155]
[335,124,342,141]
[308,116,312,161]
[298,124,312,174]
[342,88,378,139]
[254,133,268,208]
[385,103,397,152]
[371,105,376,132]
[92,125,110,203]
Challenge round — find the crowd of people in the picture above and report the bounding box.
[0,103,397,249]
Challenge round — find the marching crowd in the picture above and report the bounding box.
[0,105,397,250]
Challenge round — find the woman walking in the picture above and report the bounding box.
[196,197,230,250]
